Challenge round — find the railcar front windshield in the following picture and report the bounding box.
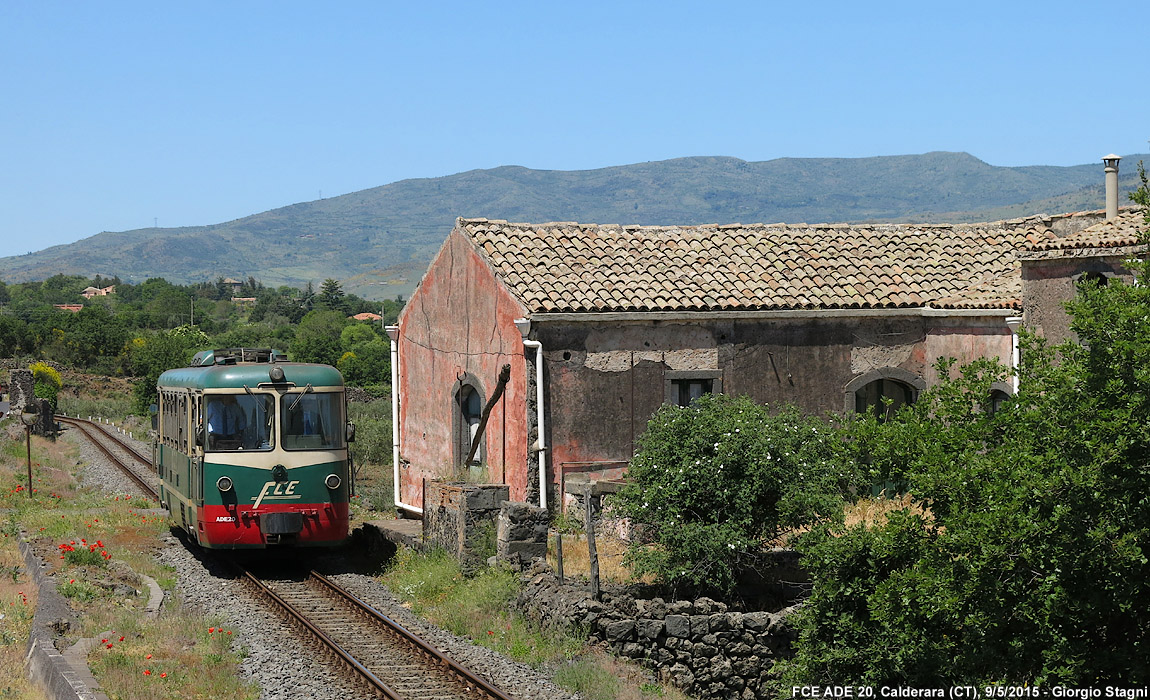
[205,393,275,451]
[281,391,344,450]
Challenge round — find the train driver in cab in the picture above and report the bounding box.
[206,394,247,450]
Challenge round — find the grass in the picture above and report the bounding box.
[85,607,256,700]
[843,491,932,529]
[555,649,688,700]
[347,398,396,517]
[58,395,134,423]
[0,423,255,699]
[0,527,41,699]
[381,548,688,700]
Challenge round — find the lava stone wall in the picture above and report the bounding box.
[515,569,798,700]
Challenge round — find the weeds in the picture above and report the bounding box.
[57,580,100,602]
[382,548,686,699]
[0,411,254,700]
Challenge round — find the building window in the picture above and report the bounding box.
[671,378,712,407]
[1076,271,1110,290]
[665,370,723,407]
[453,378,485,467]
[854,378,916,422]
[989,389,1010,415]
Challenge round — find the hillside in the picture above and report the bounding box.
[1,152,1145,300]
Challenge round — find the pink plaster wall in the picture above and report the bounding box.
[919,324,1014,385]
[396,229,531,507]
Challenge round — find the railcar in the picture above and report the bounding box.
[153,348,353,549]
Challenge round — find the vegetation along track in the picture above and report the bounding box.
[56,415,159,500]
[241,566,519,700]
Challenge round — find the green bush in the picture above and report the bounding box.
[615,394,854,594]
[30,361,62,410]
[348,398,392,466]
[782,197,1150,685]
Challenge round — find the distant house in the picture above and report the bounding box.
[388,160,1145,516]
[221,278,244,295]
[80,284,115,299]
[351,312,382,322]
[54,304,83,313]
[231,297,257,308]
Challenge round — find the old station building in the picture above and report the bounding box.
[387,164,1146,515]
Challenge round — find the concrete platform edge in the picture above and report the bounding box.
[19,536,111,700]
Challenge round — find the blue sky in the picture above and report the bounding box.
[2,1,1148,259]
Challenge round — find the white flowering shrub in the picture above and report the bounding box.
[616,394,855,594]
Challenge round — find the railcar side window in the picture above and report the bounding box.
[282,392,344,450]
[205,393,275,451]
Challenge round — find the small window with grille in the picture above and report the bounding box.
[665,370,722,407]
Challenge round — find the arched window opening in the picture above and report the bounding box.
[1076,271,1110,290]
[854,378,915,422]
[454,381,485,467]
[989,388,1010,415]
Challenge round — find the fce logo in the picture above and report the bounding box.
[251,481,301,508]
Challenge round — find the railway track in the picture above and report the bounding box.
[57,416,517,698]
[240,566,518,700]
[57,415,159,500]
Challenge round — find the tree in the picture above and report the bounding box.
[0,315,28,357]
[615,394,852,595]
[781,195,1150,685]
[337,337,390,387]
[41,304,129,369]
[289,309,347,367]
[127,326,209,412]
[317,278,345,312]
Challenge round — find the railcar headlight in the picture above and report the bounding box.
[216,476,234,492]
[325,474,341,490]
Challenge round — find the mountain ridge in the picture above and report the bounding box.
[1,151,1145,300]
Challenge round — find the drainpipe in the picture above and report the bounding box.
[1005,316,1023,393]
[515,318,548,510]
[385,325,422,515]
[1104,154,1121,221]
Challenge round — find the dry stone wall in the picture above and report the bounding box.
[514,567,798,700]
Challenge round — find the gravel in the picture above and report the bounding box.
[67,424,580,700]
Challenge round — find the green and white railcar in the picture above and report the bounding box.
[154,348,352,549]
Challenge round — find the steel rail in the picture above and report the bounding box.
[239,568,403,700]
[309,570,518,700]
[57,416,159,500]
[65,416,152,468]
[238,563,519,700]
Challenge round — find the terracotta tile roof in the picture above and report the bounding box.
[1022,208,1148,253]
[460,217,1038,313]
[931,270,1021,310]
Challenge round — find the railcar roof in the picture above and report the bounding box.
[158,362,343,390]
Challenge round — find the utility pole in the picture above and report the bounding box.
[190,297,194,326]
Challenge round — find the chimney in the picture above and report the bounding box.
[1104,154,1121,220]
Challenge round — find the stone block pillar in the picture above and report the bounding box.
[422,481,509,571]
[497,501,549,568]
[9,369,33,413]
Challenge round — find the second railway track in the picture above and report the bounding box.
[57,415,159,500]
